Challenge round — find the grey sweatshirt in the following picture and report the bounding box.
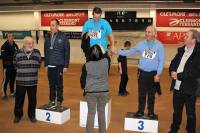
[85,58,109,93]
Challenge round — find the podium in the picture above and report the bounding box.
[36,104,70,124]
[124,112,158,133]
[79,99,111,129]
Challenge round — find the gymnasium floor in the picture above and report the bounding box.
[0,62,199,133]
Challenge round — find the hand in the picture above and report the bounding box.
[45,67,48,71]
[119,69,122,74]
[86,32,92,38]
[63,68,68,72]
[171,72,177,80]
[111,46,118,55]
[154,74,160,82]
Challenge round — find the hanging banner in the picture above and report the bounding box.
[156,9,200,27]
[157,31,186,44]
[41,10,88,26]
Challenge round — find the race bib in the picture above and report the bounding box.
[142,49,156,59]
[90,30,101,39]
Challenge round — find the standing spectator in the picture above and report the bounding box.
[118,41,131,96]
[44,19,70,111]
[1,32,18,99]
[113,25,164,119]
[81,44,109,133]
[168,29,200,133]
[13,36,41,123]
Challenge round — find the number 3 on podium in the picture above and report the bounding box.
[46,112,51,121]
[138,120,144,130]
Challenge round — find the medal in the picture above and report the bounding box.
[50,46,53,49]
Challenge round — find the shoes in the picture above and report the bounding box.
[2,95,8,100]
[10,93,15,97]
[57,102,63,112]
[29,117,37,123]
[134,111,144,117]
[168,129,178,133]
[46,101,55,110]
[13,117,21,123]
[148,113,157,119]
[118,92,127,96]
[118,91,130,96]
[125,91,130,95]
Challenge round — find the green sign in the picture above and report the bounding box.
[2,31,31,39]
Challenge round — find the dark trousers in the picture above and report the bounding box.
[14,85,37,118]
[137,69,156,114]
[170,90,196,133]
[48,66,63,103]
[119,74,128,93]
[2,68,16,96]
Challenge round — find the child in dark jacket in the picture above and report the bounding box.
[118,41,131,96]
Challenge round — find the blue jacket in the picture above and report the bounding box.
[44,31,70,68]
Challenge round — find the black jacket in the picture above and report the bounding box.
[169,44,200,95]
[1,41,18,68]
[44,31,70,68]
[81,32,90,62]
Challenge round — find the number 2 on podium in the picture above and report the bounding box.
[46,112,51,121]
[138,120,144,130]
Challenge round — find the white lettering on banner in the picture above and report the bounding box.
[65,13,85,17]
[44,13,65,17]
[59,18,80,25]
[160,12,186,16]
[169,18,200,27]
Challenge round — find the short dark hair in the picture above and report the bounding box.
[92,7,102,14]
[51,19,60,25]
[124,41,131,47]
[6,32,13,38]
[89,45,103,61]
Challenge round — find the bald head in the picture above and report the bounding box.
[23,36,34,51]
[145,25,157,41]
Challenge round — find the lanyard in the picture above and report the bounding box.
[50,33,58,49]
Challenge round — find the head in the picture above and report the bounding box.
[145,25,157,41]
[7,32,14,44]
[23,36,34,52]
[50,19,59,33]
[124,41,131,50]
[184,29,200,48]
[89,44,105,61]
[92,7,102,22]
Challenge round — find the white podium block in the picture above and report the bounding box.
[36,104,70,124]
[124,112,158,133]
[79,99,111,129]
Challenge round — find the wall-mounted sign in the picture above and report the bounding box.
[157,31,186,44]
[65,32,81,39]
[106,17,153,31]
[105,11,136,18]
[156,9,200,27]
[43,31,81,39]
[105,11,152,30]
[2,31,31,39]
[41,10,88,26]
